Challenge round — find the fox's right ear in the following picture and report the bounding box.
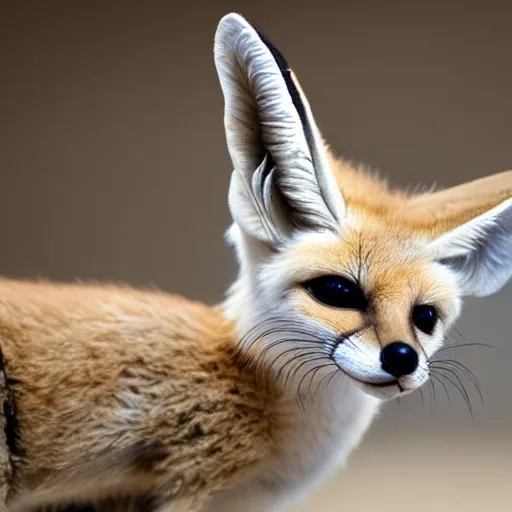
[214,13,345,249]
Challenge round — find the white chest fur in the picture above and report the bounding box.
[209,378,380,512]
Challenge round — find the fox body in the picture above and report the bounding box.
[3,12,512,512]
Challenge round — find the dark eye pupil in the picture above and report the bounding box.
[412,305,437,334]
[305,276,367,311]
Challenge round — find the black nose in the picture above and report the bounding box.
[380,341,419,378]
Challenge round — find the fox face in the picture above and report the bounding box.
[250,229,461,400]
[214,14,512,401]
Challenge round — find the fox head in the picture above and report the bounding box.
[214,13,512,401]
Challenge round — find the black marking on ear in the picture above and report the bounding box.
[249,21,308,131]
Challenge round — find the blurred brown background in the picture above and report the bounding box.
[0,1,511,510]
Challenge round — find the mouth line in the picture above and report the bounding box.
[341,371,404,392]
[329,351,408,393]
[356,377,401,390]
[335,365,401,390]
[367,379,399,388]
[331,360,399,389]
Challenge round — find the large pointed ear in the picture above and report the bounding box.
[416,170,512,297]
[214,13,345,248]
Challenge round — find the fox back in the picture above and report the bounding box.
[3,12,512,512]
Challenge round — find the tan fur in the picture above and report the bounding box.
[288,232,459,345]
[330,151,512,236]
[0,280,278,508]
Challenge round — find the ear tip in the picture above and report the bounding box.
[214,13,250,72]
[214,12,250,46]
[217,12,248,27]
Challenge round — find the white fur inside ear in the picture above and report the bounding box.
[429,198,512,296]
[227,155,292,247]
[214,14,310,177]
[214,13,344,246]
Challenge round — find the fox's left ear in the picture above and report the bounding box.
[416,171,512,297]
[214,13,344,249]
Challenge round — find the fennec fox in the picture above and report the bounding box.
[2,11,511,512]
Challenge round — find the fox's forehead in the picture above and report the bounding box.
[288,222,426,274]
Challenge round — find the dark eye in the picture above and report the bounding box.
[412,305,438,334]
[305,275,367,311]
